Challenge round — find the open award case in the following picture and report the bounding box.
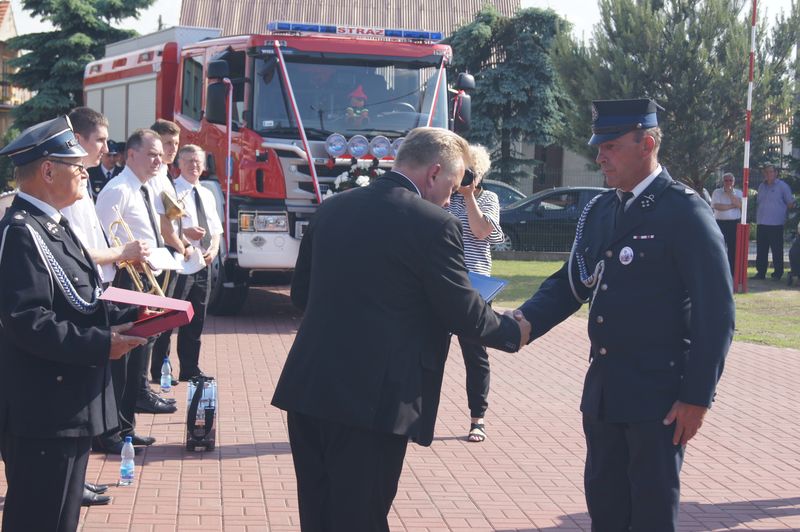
[467,272,508,302]
[100,287,194,337]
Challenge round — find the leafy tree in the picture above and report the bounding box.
[554,0,798,192]
[8,0,155,130]
[446,5,568,184]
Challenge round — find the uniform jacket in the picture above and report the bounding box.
[271,172,521,446]
[87,164,121,199]
[520,170,734,423]
[0,196,136,438]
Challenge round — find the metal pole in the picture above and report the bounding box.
[734,0,757,293]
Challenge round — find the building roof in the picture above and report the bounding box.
[0,1,17,43]
[179,0,520,37]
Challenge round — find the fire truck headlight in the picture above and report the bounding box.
[369,136,391,159]
[391,137,405,157]
[347,135,369,158]
[255,213,288,232]
[325,133,348,158]
[239,212,255,232]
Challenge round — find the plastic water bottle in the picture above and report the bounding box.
[160,357,172,393]
[119,436,135,486]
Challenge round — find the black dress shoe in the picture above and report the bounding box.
[82,488,111,506]
[771,272,782,280]
[91,440,141,455]
[179,370,213,382]
[84,482,109,494]
[130,434,156,446]
[135,391,177,414]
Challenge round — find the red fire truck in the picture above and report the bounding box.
[84,22,473,315]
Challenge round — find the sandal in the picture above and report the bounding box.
[468,423,486,442]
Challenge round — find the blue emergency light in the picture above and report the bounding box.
[267,21,443,41]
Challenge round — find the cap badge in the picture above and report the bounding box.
[619,246,634,266]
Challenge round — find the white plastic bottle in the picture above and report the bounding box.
[160,357,172,393]
[119,436,135,486]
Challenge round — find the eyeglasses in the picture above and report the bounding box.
[48,159,87,174]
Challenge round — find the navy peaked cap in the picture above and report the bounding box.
[0,116,87,166]
[589,98,663,145]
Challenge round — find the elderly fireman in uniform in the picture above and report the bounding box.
[516,99,734,532]
[0,116,145,532]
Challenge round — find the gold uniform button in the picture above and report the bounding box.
[605,250,613,258]
[596,316,604,324]
[598,347,607,355]
[600,284,608,291]
[56,375,63,382]
[669,361,675,367]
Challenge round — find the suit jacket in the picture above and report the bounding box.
[87,164,121,199]
[0,196,136,438]
[271,172,521,446]
[520,170,735,423]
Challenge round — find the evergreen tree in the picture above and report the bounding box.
[554,0,798,192]
[8,0,155,130]
[446,6,568,184]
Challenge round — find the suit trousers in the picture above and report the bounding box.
[287,411,409,532]
[457,336,490,419]
[150,268,180,379]
[1,433,90,532]
[582,416,684,532]
[156,267,209,378]
[756,224,785,277]
[716,219,738,277]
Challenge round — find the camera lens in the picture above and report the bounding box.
[461,168,475,187]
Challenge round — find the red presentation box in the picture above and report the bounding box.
[100,287,194,338]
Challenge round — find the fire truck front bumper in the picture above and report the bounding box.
[236,231,301,270]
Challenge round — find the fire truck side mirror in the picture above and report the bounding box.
[205,60,231,125]
[452,92,471,135]
[454,73,475,91]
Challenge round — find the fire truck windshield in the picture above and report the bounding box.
[253,55,448,140]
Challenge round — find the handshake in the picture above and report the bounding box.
[505,309,532,347]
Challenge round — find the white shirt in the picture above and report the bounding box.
[61,179,115,282]
[620,164,663,210]
[711,187,743,221]
[149,164,180,235]
[17,191,61,222]
[174,177,223,250]
[95,166,161,247]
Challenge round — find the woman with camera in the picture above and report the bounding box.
[447,145,505,442]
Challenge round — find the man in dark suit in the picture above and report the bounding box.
[0,116,145,531]
[87,140,122,199]
[272,127,531,531]
[517,99,735,532]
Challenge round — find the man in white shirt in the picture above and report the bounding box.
[166,144,222,381]
[62,107,149,287]
[95,129,178,454]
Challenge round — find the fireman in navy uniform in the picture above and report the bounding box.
[0,116,145,532]
[517,99,734,532]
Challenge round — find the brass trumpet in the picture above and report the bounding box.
[161,190,190,221]
[109,206,167,297]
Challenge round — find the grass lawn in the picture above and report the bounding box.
[492,260,800,349]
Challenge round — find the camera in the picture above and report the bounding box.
[461,168,475,187]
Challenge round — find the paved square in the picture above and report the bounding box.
[2,286,798,531]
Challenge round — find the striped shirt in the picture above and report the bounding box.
[447,190,503,275]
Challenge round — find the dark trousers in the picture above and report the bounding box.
[1,433,90,532]
[583,416,684,532]
[150,268,180,379]
[756,224,785,277]
[716,219,738,276]
[287,411,408,532]
[154,267,209,379]
[457,336,490,419]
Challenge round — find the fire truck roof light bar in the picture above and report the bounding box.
[266,21,443,42]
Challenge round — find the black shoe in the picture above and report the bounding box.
[749,274,765,280]
[82,488,111,506]
[179,370,213,382]
[150,375,179,386]
[771,272,782,280]
[91,439,142,455]
[84,482,109,494]
[130,434,156,446]
[135,391,178,414]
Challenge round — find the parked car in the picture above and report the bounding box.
[481,179,527,208]
[496,186,608,252]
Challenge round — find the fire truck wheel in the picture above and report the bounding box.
[208,255,249,316]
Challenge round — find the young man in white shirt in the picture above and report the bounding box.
[165,144,222,381]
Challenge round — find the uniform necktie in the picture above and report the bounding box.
[106,170,113,181]
[140,186,164,247]
[615,191,634,228]
[193,187,212,250]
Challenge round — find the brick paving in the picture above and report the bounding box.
[2,286,799,531]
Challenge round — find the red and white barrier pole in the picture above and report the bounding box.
[734,0,757,293]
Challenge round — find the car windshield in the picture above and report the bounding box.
[253,53,448,140]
